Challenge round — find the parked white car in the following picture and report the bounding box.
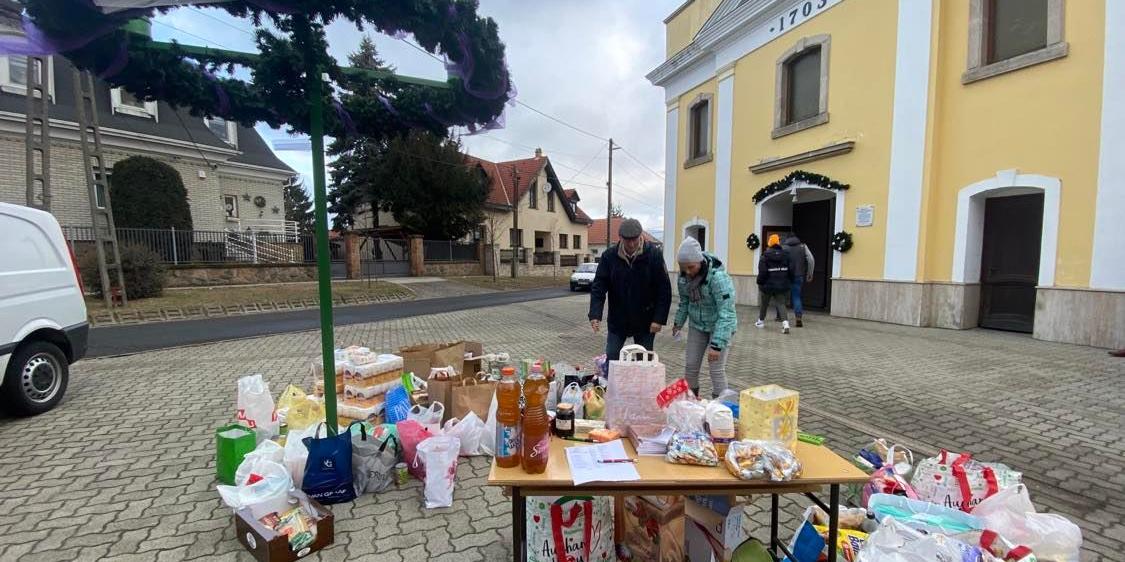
[570,262,598,291]
[0,203,88,415]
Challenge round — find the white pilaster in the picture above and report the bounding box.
[882,0,934,281]
[1091,0,1125,289]
[713,67,735,264]
[663,104,680,271]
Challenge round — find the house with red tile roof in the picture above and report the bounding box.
[587,217,661,261]
[470,149,595,267]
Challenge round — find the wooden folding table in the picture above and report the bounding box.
[488,438,868,562]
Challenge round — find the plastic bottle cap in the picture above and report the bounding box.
[501,367,516,376]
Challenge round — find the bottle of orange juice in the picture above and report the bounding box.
[496,366,522,468]
[521,364,550,474]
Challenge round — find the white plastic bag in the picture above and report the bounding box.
[480,393,499,456]
[443,412,485,456]
[546,380,559,412]
[234,440,284,485]
[283,424,318,489]
[408,401,445,434]
[216,459,292,520]
[416,435,460,509]
[560,382,584,418]
[236,374,279,442]
[972,484,1082,562]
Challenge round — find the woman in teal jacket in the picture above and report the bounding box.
[671,237,738,398]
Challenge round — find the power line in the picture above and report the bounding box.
[474,134,603,161]
[151,19,238,51]
[620,147,665,180]
[513,100,608,142]
[187,6,257,38]
[565,149,604,183]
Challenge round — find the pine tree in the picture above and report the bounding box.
[283,175,314,234]
[348,35,389,71]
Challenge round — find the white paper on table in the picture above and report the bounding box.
[565,440,641,485]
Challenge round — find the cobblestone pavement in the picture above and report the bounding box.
[0,296,1121,561]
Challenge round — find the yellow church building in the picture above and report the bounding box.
[648,0,1123,348]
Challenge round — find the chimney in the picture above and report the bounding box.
[534,147,543,158]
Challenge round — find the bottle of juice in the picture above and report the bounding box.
[495,366,522,468]
[521,364,550,474]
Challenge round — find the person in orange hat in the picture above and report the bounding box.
[756,233,794,334]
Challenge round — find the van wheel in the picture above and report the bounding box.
[1,341,68,416]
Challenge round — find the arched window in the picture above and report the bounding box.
[773,35,830,139]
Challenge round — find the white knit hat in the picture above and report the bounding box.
[677,237,704,264]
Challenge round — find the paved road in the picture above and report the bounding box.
[86,287,572,357]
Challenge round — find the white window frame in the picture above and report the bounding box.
[205,116,239,148]
[223,194,240,221]
[110,87,158,120]
[0,55,55,100]
[963,0,1067,84]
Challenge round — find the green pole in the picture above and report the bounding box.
[308,67,338,433]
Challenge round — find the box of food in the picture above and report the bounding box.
[684,497,749,562]
[235,491,334,562]
[738,385,799,451]
[621,496,684,562]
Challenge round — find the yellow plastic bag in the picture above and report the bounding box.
[583,386,606,421]
[278,385,325,430]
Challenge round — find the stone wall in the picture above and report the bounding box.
[1035,287,1125,349]
[165,264,317,287]
[423,261,484,277]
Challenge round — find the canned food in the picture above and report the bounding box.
[394,462,409,486]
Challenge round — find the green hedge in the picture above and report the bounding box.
[79,244,167,300]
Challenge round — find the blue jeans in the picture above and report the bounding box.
[791,279,804,318]
[605,331,655,366]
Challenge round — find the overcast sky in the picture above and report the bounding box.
[153,0,679,237]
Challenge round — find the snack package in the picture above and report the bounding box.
[704,401,735,457]
[723,440,802,481]
[589,428,621,443]
[275,506,316,551]
[665,400,719,466]
[814,525,868,561]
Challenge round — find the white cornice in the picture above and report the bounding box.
[648,0,846,99]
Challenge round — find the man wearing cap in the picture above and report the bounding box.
[589,218,673,363]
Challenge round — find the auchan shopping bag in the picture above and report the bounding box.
[910,450,1021,512]
[526,496,614,562]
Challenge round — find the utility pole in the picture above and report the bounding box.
[606,138,621,248]
[510,169,520,278]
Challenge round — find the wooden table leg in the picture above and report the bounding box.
[769,493,779,557]
[512,486,525,562]
[827,484,840,562]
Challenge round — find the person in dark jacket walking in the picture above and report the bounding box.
[588,218,673,363]
[756,234,794,334]
[782,233,815,327]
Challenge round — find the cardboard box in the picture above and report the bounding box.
[738,385,799,452]
[235,492,334,562]
[621,496,684,562]
[684,497,749,562]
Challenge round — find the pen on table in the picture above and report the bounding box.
[563,437,595,443]
[596,459,637,464]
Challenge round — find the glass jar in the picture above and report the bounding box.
[554,402,575,438]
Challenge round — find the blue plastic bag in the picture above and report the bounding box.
[384,386,411,424]
[868,493,983,535]
[301,423,356,505]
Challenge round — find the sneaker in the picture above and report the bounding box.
[755,320,765,328]
[782,320,790,334]
[796,318,803,328]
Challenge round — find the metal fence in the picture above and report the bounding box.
[62,226,314,265]
[499,248,529,263]
[423,240,477,262]
[533,251,555,265]
[560,254,579,267]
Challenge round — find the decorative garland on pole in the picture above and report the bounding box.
[831,231,853,252]
[752,169,850,204]
[745,233,760,251]
[10,0,513,139]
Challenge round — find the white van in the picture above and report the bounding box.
[0,203,88,415]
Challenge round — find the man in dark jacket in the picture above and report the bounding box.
[782,233,815,327]
[756,234,794,334]
[589,218,673,363]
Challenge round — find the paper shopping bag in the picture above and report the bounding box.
[606,345,667,433]
[451,375,496,422]
[215,424,257,485]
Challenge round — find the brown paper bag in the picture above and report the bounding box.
[431,341,467,375]
[451,375,496,421]
[425,366,462,424]
[462,341,484,376]
[400,343,441,379]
